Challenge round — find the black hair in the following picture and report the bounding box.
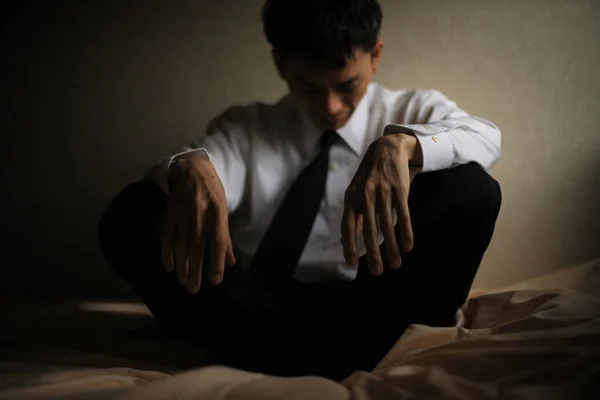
[262,0,383,68]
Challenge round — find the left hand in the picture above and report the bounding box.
[341,133,422,276]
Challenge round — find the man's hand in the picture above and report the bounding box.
[341,133,422,276]
[161,157,235,293]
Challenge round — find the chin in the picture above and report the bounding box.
[335,120,349,128]
[320,119,348,131]
[332,120,349,130]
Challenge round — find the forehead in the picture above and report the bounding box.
[286,50,371,84]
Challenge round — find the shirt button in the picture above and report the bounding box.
[329,162,339,171]
[432,136,440,143]
[424,125,431,131]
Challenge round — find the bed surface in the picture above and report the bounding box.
[1,259,599,399]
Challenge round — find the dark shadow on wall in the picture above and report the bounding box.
[0,0,273,299]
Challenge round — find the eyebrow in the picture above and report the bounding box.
[299,74,361,87]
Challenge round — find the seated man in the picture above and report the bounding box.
[99,0,501,381]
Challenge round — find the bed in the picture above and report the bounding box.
[1,259,599,400]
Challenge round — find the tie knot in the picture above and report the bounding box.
[320,130,339,151]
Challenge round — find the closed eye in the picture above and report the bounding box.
[301,85,323,94]
[336,75,360,93]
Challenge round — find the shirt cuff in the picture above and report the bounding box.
[384,124,454,173]
[145,148,211,194]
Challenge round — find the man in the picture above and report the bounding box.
[99,0,501,381]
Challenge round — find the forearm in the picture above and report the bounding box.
[143,148,211,194]
[385,90,501,172]
[144,112,249,213]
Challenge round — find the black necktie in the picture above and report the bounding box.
[249,131,340,281]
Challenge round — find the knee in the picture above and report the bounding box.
[448,162,502,222]
[98,181,166,265]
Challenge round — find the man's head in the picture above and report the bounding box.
[262,0,384,130]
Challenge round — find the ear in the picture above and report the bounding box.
[272,49,286,80]
[371,40,383,73]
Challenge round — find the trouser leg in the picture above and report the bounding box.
[98,162,501,380]
[322,162,502,378]
[98,181,286,368]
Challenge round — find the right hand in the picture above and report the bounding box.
[161,157,235,294]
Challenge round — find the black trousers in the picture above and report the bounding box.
[98,162,501,381]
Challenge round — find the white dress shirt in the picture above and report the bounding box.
[147,82,501,283]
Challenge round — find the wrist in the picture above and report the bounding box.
[395,133,423,167]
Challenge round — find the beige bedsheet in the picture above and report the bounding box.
[2,287,599,400]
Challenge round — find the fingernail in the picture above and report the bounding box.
[212,273,222,285]
[187,284,198,294]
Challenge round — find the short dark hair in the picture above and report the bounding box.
[262,0,383,68]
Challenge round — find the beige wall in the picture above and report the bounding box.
[1,0,599,298]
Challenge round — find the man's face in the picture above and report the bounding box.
[276,42,383,131]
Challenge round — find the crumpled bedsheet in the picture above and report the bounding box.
[1,289,599,400]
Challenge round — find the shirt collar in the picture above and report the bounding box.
[296,83,373,157]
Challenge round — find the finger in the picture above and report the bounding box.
[356,213,363,234]
[363,183,383,276]
[395,190,414,252]
[186,212,205,294]
[226,235,236,266]
[378,186,401,269]
[160,211,175,272]
[174,215,189,285]
[341,190,358,266]
[187,231,205,294]
[210,206,228,285]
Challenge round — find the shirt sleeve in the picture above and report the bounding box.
[144,106,249,213]
[384,90,501,172]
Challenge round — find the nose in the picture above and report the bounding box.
[324,92,343,118]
